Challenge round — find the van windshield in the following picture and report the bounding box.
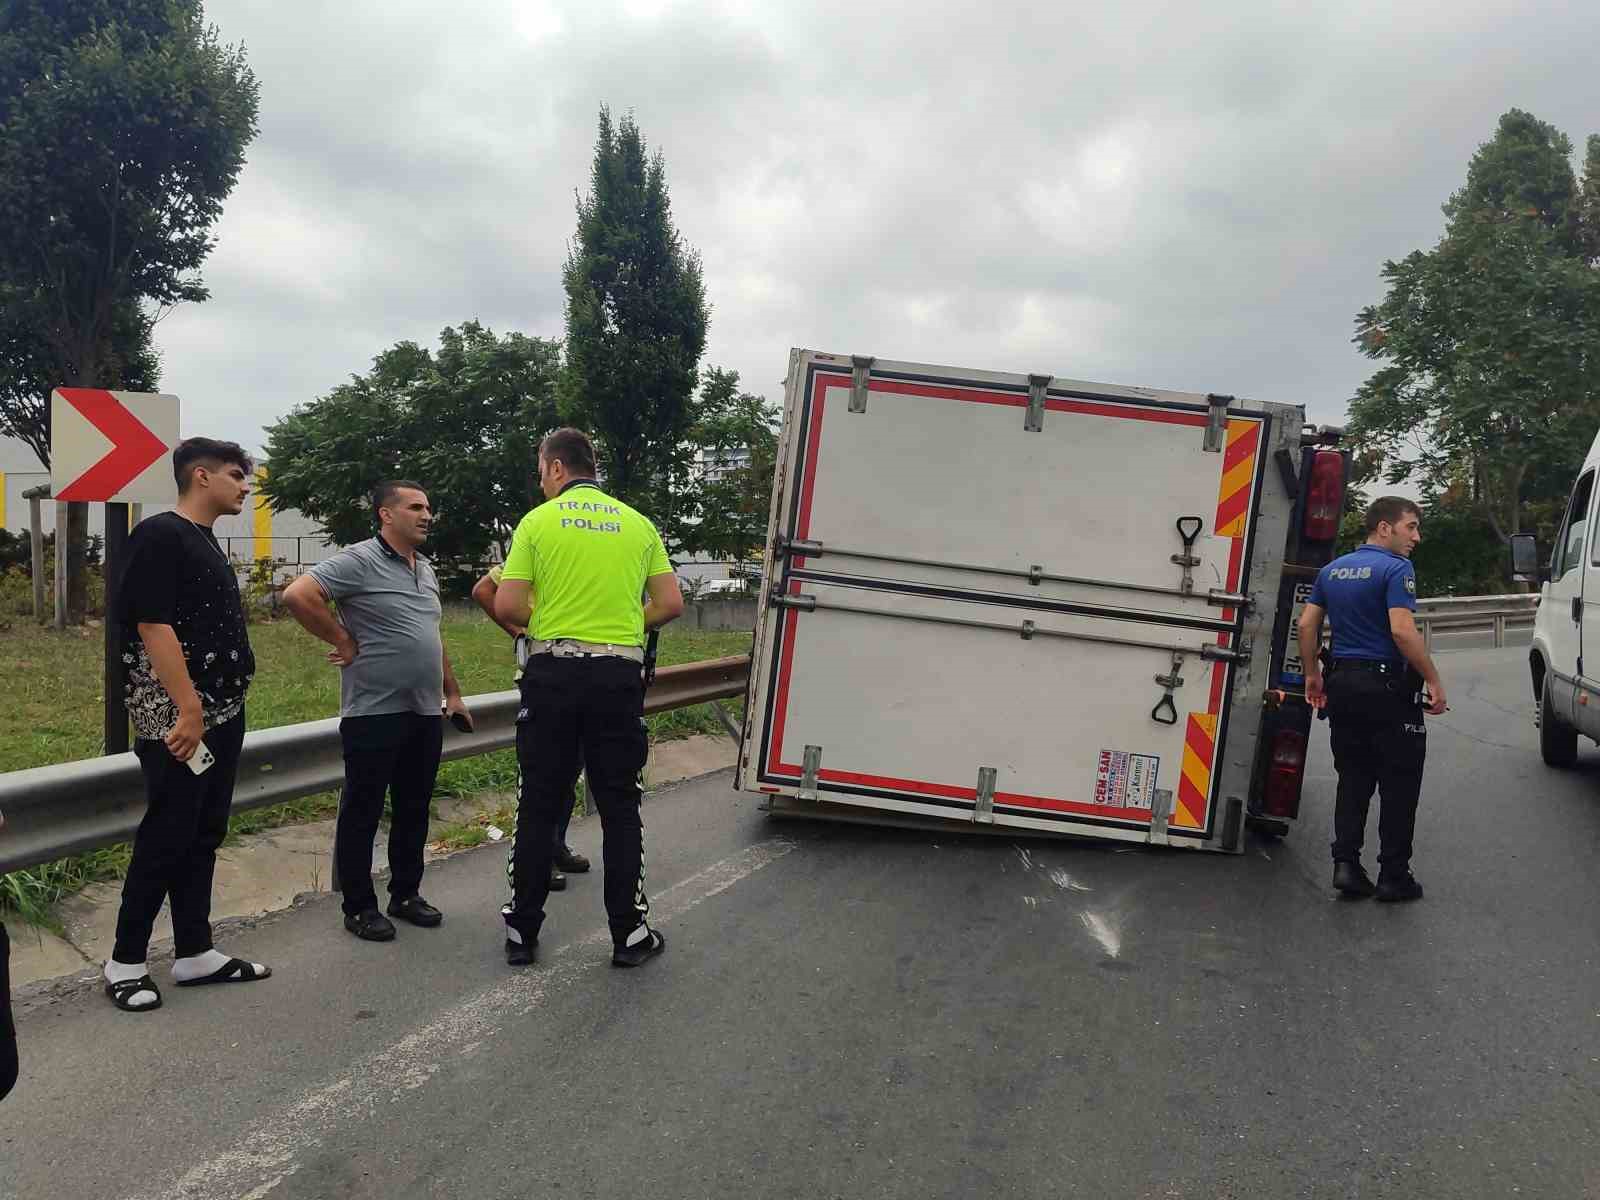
[1560,471,1594,577]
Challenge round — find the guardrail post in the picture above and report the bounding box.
[25,488,46,621]
[1422,619,1433,654]
[1493,614,1506,648]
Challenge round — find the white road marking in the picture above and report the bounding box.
[134,837,797,1200]
[1080,911,1122,959]
[1048,867,1091,893]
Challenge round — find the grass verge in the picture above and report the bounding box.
[1,616,748,928]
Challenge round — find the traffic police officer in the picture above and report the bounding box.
[471,564,590,893]
[493,428,684,966]
[1298,496,1445,902]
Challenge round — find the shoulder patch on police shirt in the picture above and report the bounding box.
[1405,575,1416,595]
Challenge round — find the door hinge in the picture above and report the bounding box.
[850,355,874,413]
[1203,394,1233,452]
[1025,374,1052,432]
[799,744,823,800]
[1148,789,1172,845]
[973,766,997,824]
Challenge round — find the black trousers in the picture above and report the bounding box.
[1326,665,1427,873]
[1,920,17,1102]
[506,656,650,946]
[336,712,444,917]
[508,753,581,881]
[112,712,247,963]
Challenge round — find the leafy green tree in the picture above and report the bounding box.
[1580,135,1600,261]
[0,0,258,620]
[1408,496,1515,597]
[260,322,562,580]
[0,298,160,468]
[682,367,780,563]
[561,107,709,550]
[1349,109,1600,544]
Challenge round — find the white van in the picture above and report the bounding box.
[1515,436,1600,766]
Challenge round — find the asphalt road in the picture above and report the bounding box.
[4,646,1599,1199]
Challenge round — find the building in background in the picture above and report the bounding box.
[694,444,751,485]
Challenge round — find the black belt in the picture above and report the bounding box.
[1331,658,1408,674]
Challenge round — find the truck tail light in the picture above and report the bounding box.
[1303,450,1345,542]
[1262,728,1307,819]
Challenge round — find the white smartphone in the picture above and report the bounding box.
[185,741,216,776]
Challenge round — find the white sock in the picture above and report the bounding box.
[624,924,651,948]
[172,948,267,982]
[105,958,159,1009]
[172,949,230,982]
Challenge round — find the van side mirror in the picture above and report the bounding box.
[1509,533,1547,584]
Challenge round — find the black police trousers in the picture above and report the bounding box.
[1326,664,1426,873]
[505,655,650,947]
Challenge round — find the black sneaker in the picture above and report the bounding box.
[549,865,568,892]
[345,909,397,942]
[554,844,591,873]
[611,927,665,968]
[505,936,537,967]
[1376,872,1424,902]
[387,895,443,927]
[1332,861,1376,898]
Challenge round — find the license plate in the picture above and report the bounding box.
[1279,582,1315,687]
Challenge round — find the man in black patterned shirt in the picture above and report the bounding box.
[103,438,272,1013]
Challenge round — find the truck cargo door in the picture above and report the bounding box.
[745,359,1272,846]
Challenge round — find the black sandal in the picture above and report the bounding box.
[175,957,272,987]
[106,975,163,1012]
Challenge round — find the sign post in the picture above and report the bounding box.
[50,388,179,755]
[54,502,67,631]
[104,502,131,752]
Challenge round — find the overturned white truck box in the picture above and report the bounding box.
[734,350,1348,852]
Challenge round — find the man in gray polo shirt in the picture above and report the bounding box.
[282,480,472,942]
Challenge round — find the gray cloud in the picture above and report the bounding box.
[154,0,1600,452]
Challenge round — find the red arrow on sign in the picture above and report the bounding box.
[54,389,170,502]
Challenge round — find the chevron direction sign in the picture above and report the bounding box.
[50,389,179,503]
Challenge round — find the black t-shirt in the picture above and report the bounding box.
[118,512,255,739]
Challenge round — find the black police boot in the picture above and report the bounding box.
[554,844,591,873]
[1376,870,1424,902]
[1332,861,1376,898]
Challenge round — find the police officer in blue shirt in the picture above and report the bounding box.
[1297,497,1446,902]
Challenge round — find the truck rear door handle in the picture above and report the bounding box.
[1574,596,1584,623]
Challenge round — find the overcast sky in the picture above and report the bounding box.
[150,0,1600,456]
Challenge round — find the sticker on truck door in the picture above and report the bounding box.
[1279,582,1316,687]
[1094,750,1160,810]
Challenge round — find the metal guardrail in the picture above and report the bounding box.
[0,655,751,876]
[1414,594,1539,651]
[0,590,1545,874]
